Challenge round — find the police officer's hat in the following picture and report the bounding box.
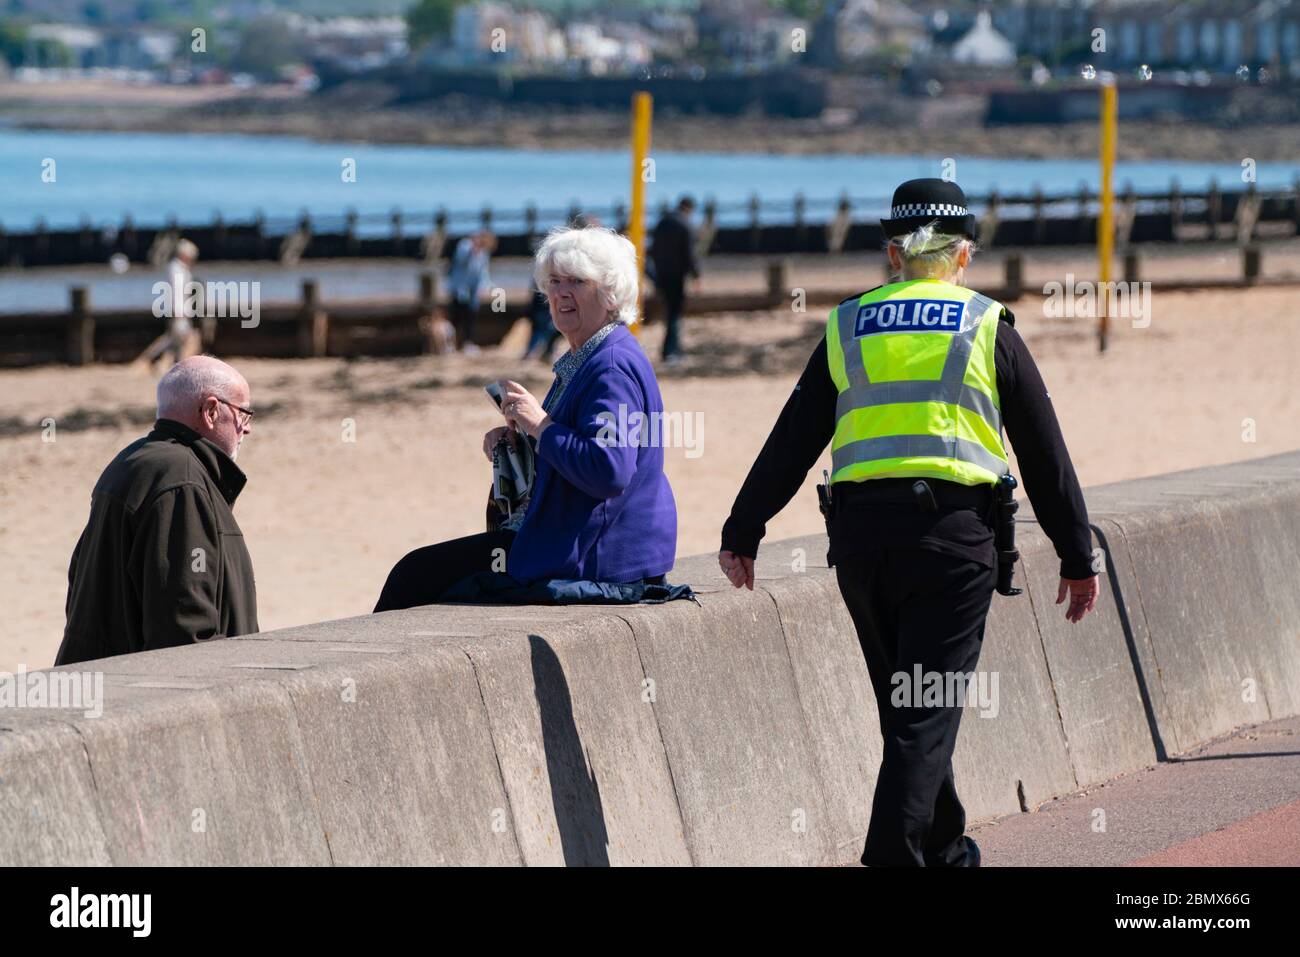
[880,178,977,240]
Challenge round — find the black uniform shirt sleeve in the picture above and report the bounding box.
[721,309,1096,580]
[720,336,836,557]
[995,312,1096,579]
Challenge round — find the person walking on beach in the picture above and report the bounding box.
[649,196,700,364]
[447,230,496,355]
[142,238,201,368]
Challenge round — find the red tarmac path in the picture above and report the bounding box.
[967,715,1300,867]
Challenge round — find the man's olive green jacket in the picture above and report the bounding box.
[56,419,258,666]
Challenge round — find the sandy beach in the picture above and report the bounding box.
[2,280,1299,671]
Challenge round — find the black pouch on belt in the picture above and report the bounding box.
[994,473,1023,596]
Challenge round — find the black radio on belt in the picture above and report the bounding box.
[816,469,833,521]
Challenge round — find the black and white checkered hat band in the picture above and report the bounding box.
[890,203,969,218]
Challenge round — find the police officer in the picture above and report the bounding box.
[717,178,1100,867]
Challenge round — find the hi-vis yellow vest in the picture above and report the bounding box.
[825,279,1009,487]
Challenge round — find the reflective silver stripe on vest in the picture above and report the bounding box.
[831,434,1008,477]
[835,380,1000,426]
[836,296,871,389]
[834,291,1002,434]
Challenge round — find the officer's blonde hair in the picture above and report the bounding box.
[887,221,976,281]
[533,225,639,326]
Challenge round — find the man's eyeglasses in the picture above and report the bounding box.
[206,396,254,428]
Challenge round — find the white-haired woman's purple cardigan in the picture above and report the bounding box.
[508,324,678,583]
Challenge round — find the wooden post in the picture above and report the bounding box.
[78,216,94,258]
[1032,187,1046,245]
[1123,250,1141,283]
[695,197,718,260]
[1293,175,1300,236]
[1243,245,1261,285]
[1003,255,1023,299]
[298,280,327,357]
[793,191,807,249]
[431,209,448,262]
[253,210,266,259]
[67,286,93,365]
[419,271,437,312]
[827,192,852,254]
[979,188,1000,247]
[767,259,789,306]
[390,209,403,257]
[748,192,761,252]
[1169,180,1183,237]
[418,271,439,353]
[344,209,359,256]
[1207,179,1221,241]
[121,214,136,259]
[1076,183,1091,244]
[1118,180,1136,250]
[1237,182,1260,246]
[34,217,48,262]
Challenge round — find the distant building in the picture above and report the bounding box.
[950,10,1016,67]
[697,0,800,65]
[448,3,565,66]
[25,24,104,68]
[820,0,929,67]
[1005,0,1300,76]
[287,15,408,73]
[644,10,699,61]
[566,22,651,73]
[102,28,180,70]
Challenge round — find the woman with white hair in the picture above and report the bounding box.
[375,225,678,610]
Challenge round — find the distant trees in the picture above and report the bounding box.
[772,0,825,19]
[227,15,305,79]
[407,0,463,49]
[0,24,74,68]
[0,23,23,66]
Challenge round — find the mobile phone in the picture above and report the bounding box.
[485,381,505,409]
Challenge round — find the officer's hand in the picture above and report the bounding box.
[1056,575,1099,623]
[718,550,755,590]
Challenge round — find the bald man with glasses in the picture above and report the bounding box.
[57,355,259,665]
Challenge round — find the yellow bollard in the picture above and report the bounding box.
[1098,80,1117,353]
[628,91,652,336]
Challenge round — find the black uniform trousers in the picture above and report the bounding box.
[835,545,996,867]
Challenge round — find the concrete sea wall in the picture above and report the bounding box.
[3,451,1299,865]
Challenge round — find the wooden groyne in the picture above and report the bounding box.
[1,248,1293,368]
[2,183,1298,270]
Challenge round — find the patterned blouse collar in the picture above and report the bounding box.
[546,321,620,411]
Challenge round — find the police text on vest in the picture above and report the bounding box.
[854,299,965,337]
